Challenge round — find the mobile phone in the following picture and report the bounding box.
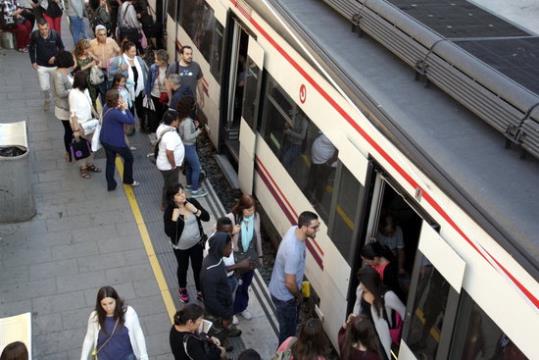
[198,319,213,334]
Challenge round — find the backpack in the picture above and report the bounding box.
[382,305,403,346]
[153,127,177,162]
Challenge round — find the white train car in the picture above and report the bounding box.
[165,0,539,358]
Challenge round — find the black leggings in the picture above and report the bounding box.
[61,120,73,156]
[173,243,203,291]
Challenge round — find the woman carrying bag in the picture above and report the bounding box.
[226,194,263,322]
[99,88,139,191]
[164,183,209,304]
[68,71,102,179]
[80,286,148,360]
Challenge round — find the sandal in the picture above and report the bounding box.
[87,164,102,173]
[80,167,91,179]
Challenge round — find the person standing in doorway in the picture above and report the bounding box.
[29,18,64,111]
[66,0,87,45]
[269,211,320,345]
[174,45,206,111]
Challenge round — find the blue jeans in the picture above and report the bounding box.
[227,275,238,302]
[102,143,134,190]
[272,295,299,345]
[184,144,201,191]
[234,270,254,314]
[280,142,302,168]
[69,16,86,45]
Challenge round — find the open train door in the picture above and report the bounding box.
[398,222,466,360]
[237,38,264,194]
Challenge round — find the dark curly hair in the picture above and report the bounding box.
[54,50,75,68]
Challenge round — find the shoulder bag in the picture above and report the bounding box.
[90,65,105,86]
[91,319,119,360]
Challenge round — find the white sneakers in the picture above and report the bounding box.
[232,315,239,325]
[240,310,253,320]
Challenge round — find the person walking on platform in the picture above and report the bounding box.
[99,88,140,190]
[156,110,184,210]
[145,49,173,134]
[176,96,207,198]
[200,232,242,341]
[116,0,141,52]
[0,0,34,53]
[66,0,87,45]
[164,183,209,304]
[89,24,120,101]
[29,18,64,111]
[68,71,102,179]
[169,304,225,360]
[269,211,320,345]
[51,50,75,162]
[226,194,263,322]
[80,286,148,360]
[108,40,148,132]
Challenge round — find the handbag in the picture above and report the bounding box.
[143,94,155,110]
[140,29,148,49]
[70,138,91,161]
[91,108,113,152]
[159,91,169,104]
[90,66,105,85]
[91,319,119,360]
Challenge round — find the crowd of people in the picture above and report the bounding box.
[0,2,409,360]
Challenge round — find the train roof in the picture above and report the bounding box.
[251,0,539,277]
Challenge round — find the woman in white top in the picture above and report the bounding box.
[80,286,148,360]
[353,266,406,360]
[68,71,102,179]
[156,110,184,209]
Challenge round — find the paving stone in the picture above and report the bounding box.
[30,258,79,281]
[32,291,87,315]
[0,277,57,302]
[123,248,152,265]
[97,234,144,253]
[1,246,52,267]
[133,278,161,298]
[145,330,173,357]
[61,308,92,331]
[76,252,126,273]
[56,270,106,293]
[32,312,64,335]
[140,312,171,336]
[51,241,99,260]
[46,214,95,233]
[127,295,167,317]
[0,264,29,285]
[106,264,154,285]
[0,299,32,318]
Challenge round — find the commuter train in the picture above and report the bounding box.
[161,0,539,358]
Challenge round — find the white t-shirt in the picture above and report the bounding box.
[156,125,184,171]
[311,134,337,166]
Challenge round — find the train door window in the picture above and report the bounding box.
[328,165,364,265]
[167,0,177,19]
[259,75,338,223]
[241,59,260,130]
[449,291,528,360]
[224,22,249,160]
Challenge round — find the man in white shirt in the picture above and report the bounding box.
[156,109,184,209]
[305,133,338,203]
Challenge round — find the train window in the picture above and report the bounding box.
[260,75,338,223]
[405,254,451,359]
[209,22,224,83]
[329,165,363,265]
[450,291,528,360]
[242,59,260,129]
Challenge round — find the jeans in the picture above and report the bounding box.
[280,142,302,169]
[234,270,254,314]
[160,167,181,207]
[227,275,238,302]
[69,16,86,45]
[173,243,203,291]
[272,295,299,345]
[102,143,134,190]
[184,144,201,191]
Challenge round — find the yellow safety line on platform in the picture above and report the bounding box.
[116,157,176,323]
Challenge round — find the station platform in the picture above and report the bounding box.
[0,29,278,359]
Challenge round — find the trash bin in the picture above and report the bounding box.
[0,121,35,222]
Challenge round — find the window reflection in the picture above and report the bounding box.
[242,59,259,129]
[407,255,450,359]
[450,291,528,360]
